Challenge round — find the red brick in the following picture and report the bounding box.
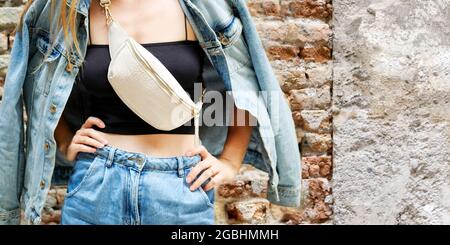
[282,0,333,21]
[303,156,332,179]
[301,46,331,63]
[267,45,300,60]
[261,1,282,17]
[281,211,306,225]
[217,180,267,199]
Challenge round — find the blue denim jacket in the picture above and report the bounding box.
[0,0,301,225]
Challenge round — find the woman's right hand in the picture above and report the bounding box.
[66,116,109,162]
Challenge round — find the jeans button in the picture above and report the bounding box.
[136,158,144,166]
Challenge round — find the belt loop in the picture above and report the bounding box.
[176,156,184,178]
[105,147,116,168]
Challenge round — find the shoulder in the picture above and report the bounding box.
[20,0,74,36]
[188,0,237,30]
[189,0,232,7]
[23,0,50,24]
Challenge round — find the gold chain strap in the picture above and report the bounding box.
[99,0,113,25]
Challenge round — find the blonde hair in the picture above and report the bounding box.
[17,0,82,72]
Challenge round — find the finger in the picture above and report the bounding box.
[66,143,97,161]
[190,168,216,191]
[73,135,105,149]
[203,166,222,191]
[186,160,213,183]
[78,128,108,144]
[73,144,97,154]
[202,166,222,191]
[203,176,218,191]
[185,145,209,159]
[81,116,106,129]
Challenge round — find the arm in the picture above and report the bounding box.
[0,8,33,225]
[54,116,75,157]
[185,104,254,191]
[54,116,108,162]
[231,0,301,207]
[218,105,253,172]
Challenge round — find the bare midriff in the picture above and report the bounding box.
[99,133,196,157]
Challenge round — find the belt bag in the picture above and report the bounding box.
[99,0,204,146]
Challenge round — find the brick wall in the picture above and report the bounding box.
[0,0,334,225]
[219,0,333,224]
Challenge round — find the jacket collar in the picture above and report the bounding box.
[66,0,90,17]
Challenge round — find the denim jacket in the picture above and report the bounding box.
[0,0,301,225]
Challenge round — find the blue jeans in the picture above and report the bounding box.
[61,145,215,225]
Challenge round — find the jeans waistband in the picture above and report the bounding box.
[92,144,201,172]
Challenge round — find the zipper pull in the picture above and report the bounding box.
[192,105,200,117]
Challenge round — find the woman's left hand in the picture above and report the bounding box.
[185,145,240,191]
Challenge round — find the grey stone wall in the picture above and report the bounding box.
[332,0,450,224]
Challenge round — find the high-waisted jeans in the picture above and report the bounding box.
[61,145,215,225]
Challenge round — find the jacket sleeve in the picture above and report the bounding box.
[0,9,33,225]
[232,0,302,207]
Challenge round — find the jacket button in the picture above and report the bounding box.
[40,180,45,189]
[44,143,49,151]
[50,104,57,113]
[219,34,231,46]
[65,63,73,72]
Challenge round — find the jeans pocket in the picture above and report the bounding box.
[184,167,215,208]
[198,185,215,208]
[65,152,103,198]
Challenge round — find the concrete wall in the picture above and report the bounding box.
[332,0,450,224]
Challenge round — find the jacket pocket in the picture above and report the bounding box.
[216,15,243,49]
[36,33,62,61]
[216,15,252,74]
[33,32,62,96]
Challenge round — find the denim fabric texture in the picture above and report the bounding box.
[61,145,214,225]
[0,0,301,225]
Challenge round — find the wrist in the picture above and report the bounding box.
[219,155,241,173]
[57,143,69,156]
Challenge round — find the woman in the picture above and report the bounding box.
[57,0,255,225]
[0,0,301,225]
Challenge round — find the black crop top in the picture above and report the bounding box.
[62,40,205,135]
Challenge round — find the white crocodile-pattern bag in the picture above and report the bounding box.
[99,0,203,146]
